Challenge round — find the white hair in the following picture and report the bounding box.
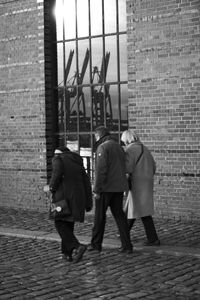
[54,149,63,154]
[121,129,140,145]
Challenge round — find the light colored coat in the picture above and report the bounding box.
[124,141,156,219]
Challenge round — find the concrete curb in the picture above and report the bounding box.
[0,227,120,248]
[0,226,200,259]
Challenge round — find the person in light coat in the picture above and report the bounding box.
[121,129,160,246]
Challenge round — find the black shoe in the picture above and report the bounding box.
[118,247,133,254]
[62,253,73,262]
[73,245,87,263]
[144,239,160,246]
[87,244,101,253]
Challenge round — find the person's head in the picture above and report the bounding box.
[121,129,140,146]
[94,126,110,141]
[54,146,70,155]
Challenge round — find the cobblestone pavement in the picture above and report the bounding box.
[0,206,200,299]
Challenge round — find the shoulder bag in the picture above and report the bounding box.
[49,196,71,220]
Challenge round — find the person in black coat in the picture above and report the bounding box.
[48,146,92,263]
[88,127,133,253]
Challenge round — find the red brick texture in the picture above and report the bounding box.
[127,0,200,220]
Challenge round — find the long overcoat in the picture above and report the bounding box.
[124,141,156,218]
[49,151,92,222]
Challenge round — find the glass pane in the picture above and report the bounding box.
[64,0,76,39]
[65,89,78,132]
[120,83,128,131]
[66,134,79,151]
[57,42,64,134]
[57,43,64,87]
[54,0,64,41]
[91,38,103,84]
[58,86,65,133]
[65,42,76,86]
[78,40,90,84]
[62,42,77,133]
[78,87,91,132]
[106,84,119,131]
[77,0,89,37]
[92,84,105,128]
[90,0,102,36]
[119,34,128,81]
[105,36,117,82]
[80,134,91,149]
[58,86,78,133]
[104,0,116,33]
[119,0,127,32]
[80,134,94,177]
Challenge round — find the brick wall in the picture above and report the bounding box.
[127,0,200,220]
[1,0,200,219]
[0,0,49,210]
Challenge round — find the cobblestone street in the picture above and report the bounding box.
[0,207,200,299]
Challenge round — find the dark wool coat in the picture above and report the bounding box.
[49,151,92,222]
[124,141,156,218]
[93,136,128,193]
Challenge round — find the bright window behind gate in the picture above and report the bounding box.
[54,0,128,177]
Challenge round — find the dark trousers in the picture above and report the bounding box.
[128,216,158,243]
[55,220,80,256]
[91,192,133,251]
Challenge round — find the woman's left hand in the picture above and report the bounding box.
[43,185,50,192]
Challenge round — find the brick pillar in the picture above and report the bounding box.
[127,0,200,220]
[0,0,49,210]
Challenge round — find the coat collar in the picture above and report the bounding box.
[127,140,142,148]
[95,135,112,149]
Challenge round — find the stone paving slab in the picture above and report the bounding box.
[0,235,200,300]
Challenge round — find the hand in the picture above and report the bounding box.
[43,185,50,192]
[93,193,100,200]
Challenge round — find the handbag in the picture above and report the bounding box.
[49,198,71,220]
[123,191,134,219]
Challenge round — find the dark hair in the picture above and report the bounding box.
[95,126,110,139]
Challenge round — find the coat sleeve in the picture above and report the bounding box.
[125,148,134,174]
[49,156,64,193]
[82,170,93,211]
[93,145,108,193]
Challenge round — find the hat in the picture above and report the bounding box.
[54,146,70,154]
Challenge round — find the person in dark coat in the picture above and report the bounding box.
[121,129,160,246]
[88,126,133,253]
[48,146,92,263]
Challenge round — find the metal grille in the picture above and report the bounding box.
[53,0,128,177]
